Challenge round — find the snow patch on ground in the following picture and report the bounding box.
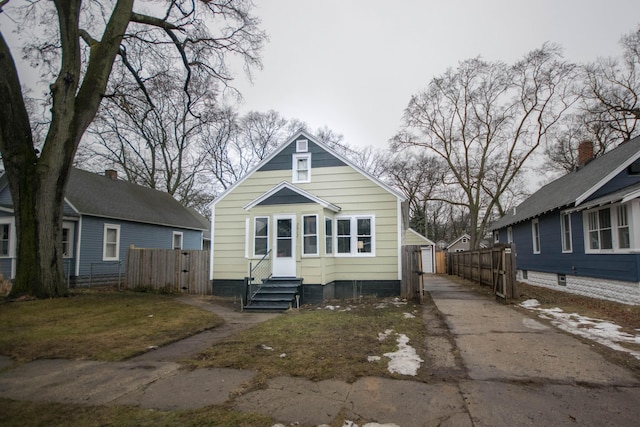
[403,312,415,319]
[376,329,423,376]
[519,299,640,360]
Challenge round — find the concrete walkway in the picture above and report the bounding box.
[1,277,639,426]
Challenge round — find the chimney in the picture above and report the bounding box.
[577,141,594,167]
[105,169,118,180]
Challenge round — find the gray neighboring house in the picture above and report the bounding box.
[0,168,208,285]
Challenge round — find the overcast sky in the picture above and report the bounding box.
[231,0,639,149]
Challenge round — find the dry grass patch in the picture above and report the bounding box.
[190,297,427,383]
[0,398,274,427]
[0,290,224,361]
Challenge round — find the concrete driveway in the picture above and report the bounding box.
[1,276,639,427]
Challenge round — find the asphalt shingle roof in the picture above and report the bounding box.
[491,135,640,230]
[65,169,207,230]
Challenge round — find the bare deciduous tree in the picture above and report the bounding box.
[0,0,265,298]
[393,45,577,248]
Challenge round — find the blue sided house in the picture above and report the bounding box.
[0,168,208,286]
[490,136,640,305]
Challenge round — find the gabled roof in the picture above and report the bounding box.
[244,181,341,212]
[404,228,436,246]
[211,129,406,208]
[447,233,470,249]
[64,169,207,230]
[491,135,640,230]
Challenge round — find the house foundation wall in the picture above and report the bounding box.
[517,270,640,305]
[213,279,401,306]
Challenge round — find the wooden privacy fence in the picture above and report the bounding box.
[401,245,424,303]
[435,251,447,274]
[125,248,210,294]
[448,244,518,301]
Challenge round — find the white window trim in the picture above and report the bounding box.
[0,218,16,258]
[296,139,308,152]
[493,231,499,244]
[334,215,376,257]
[62,221,75,258]
[531,219,540,254]
[253,216,270,258]
[302,214,319,257]
[292,152,311,183]
[324,216,334,256]
[103,224,121,261]
[507,227,513,244]
[560,212,573,253]
[172,231,183,250]
[583,201,637,254]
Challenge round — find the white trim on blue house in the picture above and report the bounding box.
[575,149,640,206]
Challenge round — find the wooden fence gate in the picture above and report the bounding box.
[447,244,518,301]
[125,248,210,294]
[401,245,424,303]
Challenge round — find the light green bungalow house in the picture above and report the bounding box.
[209,130,433,309]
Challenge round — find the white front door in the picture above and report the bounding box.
[272,215,297,277]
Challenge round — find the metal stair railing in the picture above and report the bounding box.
[245,249,272,306]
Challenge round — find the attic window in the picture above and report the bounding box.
[296,139,308,153]
[292,153,311,183]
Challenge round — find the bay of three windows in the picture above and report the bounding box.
[552,202,633,254]
[253,215,374,257]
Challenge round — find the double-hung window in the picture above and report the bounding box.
[103,224,121,261]
[587,208,613,250]
[62,222,74,258]
[561,212,572,253]
[325,217,333,255]
[253,217,269,256]
[292,153,311,183]
[172,231,183,250]
[531,219,540,254]
[302,215,318,256]
[584,203,634,252]
[617,205,630,249]
[336,215,375,256]
[0,223,10,257]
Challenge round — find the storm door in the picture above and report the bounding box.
[272,215,296,277]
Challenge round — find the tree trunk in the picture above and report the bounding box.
[9,165,69,298]
[0,1,133,298]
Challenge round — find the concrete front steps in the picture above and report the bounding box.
[243,277,302,312]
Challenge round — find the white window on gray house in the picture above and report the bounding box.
[531,219,540,254]
[561,212,572,253]
[254,217,269,256]
[0,223,10,257]
[587,208,613,250]
[493,231,499,243]
[302,215,318,256]
[103,224,121,261]
[172,231,183,250]
[325,217,333,255]
[617,205,630,249]
[62,223,74,258]
[292,153,311,183]
[296,139,308,152]
[507,227,513,244]
[336,215,375,256]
